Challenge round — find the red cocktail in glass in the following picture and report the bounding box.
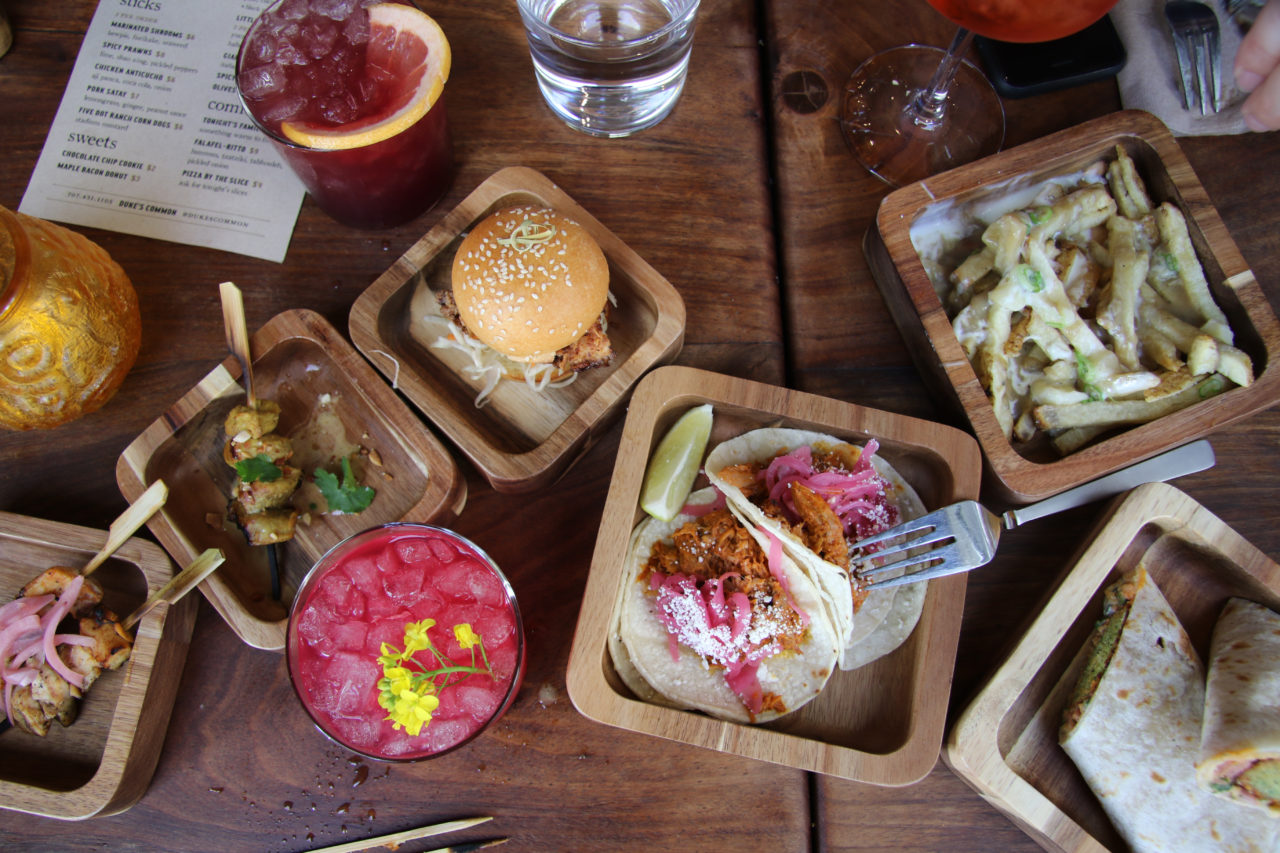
[236,0,454,229]
[287,524,525,761]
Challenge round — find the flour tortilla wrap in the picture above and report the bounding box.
[704,428,928,671]
[613,488,840,724]
[1059,567,1280,852]
[1196,597,1280,816]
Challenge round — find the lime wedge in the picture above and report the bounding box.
[640,404,714,521]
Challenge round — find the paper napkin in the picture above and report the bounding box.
[1111,0,1248,135]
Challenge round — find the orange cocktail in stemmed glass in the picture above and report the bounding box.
[840,0,1119,188]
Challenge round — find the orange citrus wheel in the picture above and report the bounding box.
[280,3,451,151]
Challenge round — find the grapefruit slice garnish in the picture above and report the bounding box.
[280,3,451,151]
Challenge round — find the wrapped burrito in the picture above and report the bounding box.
[611,488,840,724]
[1196,597,1280,816]
[1059,567,1280,852]
[703,428,928,671]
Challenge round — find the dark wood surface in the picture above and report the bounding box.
[2,0,1278,850]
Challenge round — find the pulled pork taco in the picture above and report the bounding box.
[704,428,927,671]
[611,488,840,724]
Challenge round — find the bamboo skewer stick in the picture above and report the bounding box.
[219,280,282,600]
[123,549,225,630]
[82,480,168,577]
[219,281,256,407]
[304,816,495,853]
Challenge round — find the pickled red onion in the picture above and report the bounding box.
[648,571,781,715]
[759,440,899,539]
[0,575,97,723]
[680,490,726,518]
[765,530,808,627]
[38,575,87,689]
[0,595,52,624]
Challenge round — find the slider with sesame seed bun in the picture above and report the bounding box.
[433,205,613,403]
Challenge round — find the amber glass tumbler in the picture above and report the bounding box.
[0,207,140,429]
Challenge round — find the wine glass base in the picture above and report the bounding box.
[840,45,1005,188]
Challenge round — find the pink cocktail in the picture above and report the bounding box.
[287,524,525,761]
[235,0,454,229]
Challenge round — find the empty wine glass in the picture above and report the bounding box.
[840,0,1120,188]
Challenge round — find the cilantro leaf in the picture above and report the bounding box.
[235,454,283,483]
[315,456,375,514]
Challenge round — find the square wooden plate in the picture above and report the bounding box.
[865,110,1280,504]
[116,309,466,651]
[944,482,1280,851]
[0,513,191,820]
[348,166,686,494]
[567,365,983,784]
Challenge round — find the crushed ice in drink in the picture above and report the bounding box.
[424,535,458,564]
[325,650,378,715]
[426,718,470,753]
[312,0,361,21]
[330,715,382,749]
[238,64,287,100]
[452,683,500,722]
[342,554,381,596]
[332,620,368,653]
[381,563,426,605]
[257,94,310,125]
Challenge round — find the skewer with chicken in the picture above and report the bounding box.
[1,566,133,736]
[223,398,300,546]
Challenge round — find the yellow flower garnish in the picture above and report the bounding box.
[376,619,494,736]
[404,619,435,654]
[454,623,481,649]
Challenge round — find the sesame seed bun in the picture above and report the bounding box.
[451,205,609,364]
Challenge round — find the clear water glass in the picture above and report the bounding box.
[517,0,701,138]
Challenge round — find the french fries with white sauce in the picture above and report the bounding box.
[944,147,1253,454]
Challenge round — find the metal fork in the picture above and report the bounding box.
[1166,1,1224,115]
[851,439,1216,589]
[1225,0,1264,29]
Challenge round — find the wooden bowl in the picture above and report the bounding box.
[865,110,1280,503]
[944,482,1280,851]
[116,309,465,651]
[567,365,982,784]
[0,513,191,820]
[348,166,686,494]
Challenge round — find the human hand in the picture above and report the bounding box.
[1236,0,1280,130]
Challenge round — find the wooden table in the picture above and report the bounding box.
[1,0,1278,850]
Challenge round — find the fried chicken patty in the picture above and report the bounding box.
[436,289,612,375]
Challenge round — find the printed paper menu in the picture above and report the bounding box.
[20,0,304,263]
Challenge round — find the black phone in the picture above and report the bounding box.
[975,16,1127,99]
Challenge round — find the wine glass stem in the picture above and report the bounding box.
[908,27,977,131]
